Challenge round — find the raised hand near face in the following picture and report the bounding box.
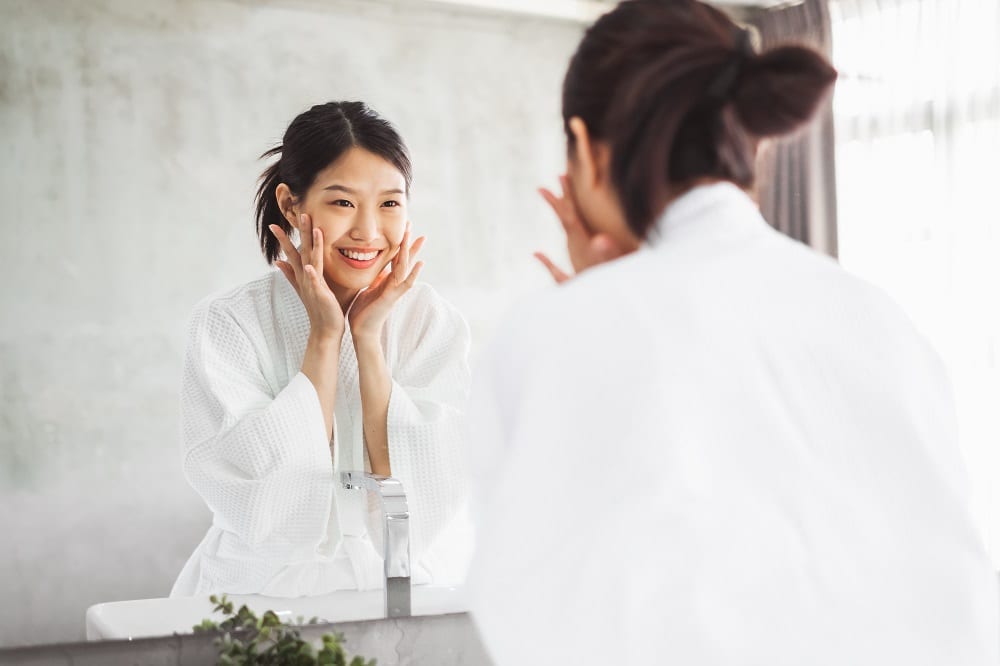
[347,221,425,341]
[535,174,625,284]
[270,214,346,341]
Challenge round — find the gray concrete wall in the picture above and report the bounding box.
[0,0,582,647]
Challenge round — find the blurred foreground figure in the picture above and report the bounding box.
[467,1,999,664]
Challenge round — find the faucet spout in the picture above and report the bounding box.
[341,471,411,618]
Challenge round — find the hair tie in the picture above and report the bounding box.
[706,28,755,102]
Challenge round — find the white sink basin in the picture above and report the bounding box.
[85,585,467,640]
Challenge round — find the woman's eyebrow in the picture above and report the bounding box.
[322,184,405,196]
[322,184,357,194]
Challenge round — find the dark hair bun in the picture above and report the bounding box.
[734,45,839,138]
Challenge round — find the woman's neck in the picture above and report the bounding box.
[329,280,361,313]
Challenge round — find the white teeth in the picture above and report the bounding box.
[339,249,379,261]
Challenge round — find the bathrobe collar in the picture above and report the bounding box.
[645,181,767,248]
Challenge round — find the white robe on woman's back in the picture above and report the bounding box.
[170,272,469,597]
[468,183,998,665]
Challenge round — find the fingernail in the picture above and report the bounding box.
[300,213,307,224]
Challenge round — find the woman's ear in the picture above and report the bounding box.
[567,117,610,189]
[275,183,300,229]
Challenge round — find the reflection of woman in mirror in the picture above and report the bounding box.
[171,102,470,597]
[469,0,998,663]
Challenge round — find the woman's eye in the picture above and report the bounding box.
[382,200,400,208]
[331,200,354,208]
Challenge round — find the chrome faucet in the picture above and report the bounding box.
[341,471,411,618]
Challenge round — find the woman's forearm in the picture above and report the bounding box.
[301,332,341,442]
[354,335,392,476]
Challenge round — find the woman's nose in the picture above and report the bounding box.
[350,208,379,242]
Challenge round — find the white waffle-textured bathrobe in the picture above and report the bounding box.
[468,183,999,665]
[170,272,470,597]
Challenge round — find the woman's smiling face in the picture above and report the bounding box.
[286,146,408,294]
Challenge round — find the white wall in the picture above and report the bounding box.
[0,0,582,646]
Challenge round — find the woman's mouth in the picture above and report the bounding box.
[337,248,383,269]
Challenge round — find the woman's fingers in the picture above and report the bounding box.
[298,213,324,275]
[538,187,574,233]
[409,235,426,260]
[311,226,324,275]
[558,174,578,209]
[558,174,571,198]
[540,184,586,241]
[300,214,313,263]
[558,175,587,233]
[533,252,571,284]
[395,223,411,283]
[303,263,325,289]
[404,260,425,287]
[269,224,303,274]
[275,260,298,291]
[369,266,391,291]
[384,244,402,265]
[379,227,424,292]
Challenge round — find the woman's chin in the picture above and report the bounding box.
[325,267,378,292]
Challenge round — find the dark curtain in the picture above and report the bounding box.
[748,0,839,258]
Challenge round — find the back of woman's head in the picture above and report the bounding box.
[255,101,412,263]
[563,0,838,238]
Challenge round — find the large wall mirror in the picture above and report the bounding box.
[0,0,585,648]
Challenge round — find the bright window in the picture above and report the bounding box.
[830,0,1000,566]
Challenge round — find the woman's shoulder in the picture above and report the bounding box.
[188,271,284,330]
[382,282,470,353]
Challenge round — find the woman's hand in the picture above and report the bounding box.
[270,214,346,341]
[535,174,625,284]
[348,221,425,342]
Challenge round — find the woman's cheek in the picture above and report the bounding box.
[389,220,407,248]
[311,213,344,241]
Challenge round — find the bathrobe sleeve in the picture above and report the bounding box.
[180,299,333,558]
[380,285,471,564]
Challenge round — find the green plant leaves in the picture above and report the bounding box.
[192,595,378,666]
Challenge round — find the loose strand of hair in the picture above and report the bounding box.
[254,150,287,265]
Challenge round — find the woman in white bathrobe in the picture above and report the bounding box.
[468,1,999,665]
[171,101,470,597]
